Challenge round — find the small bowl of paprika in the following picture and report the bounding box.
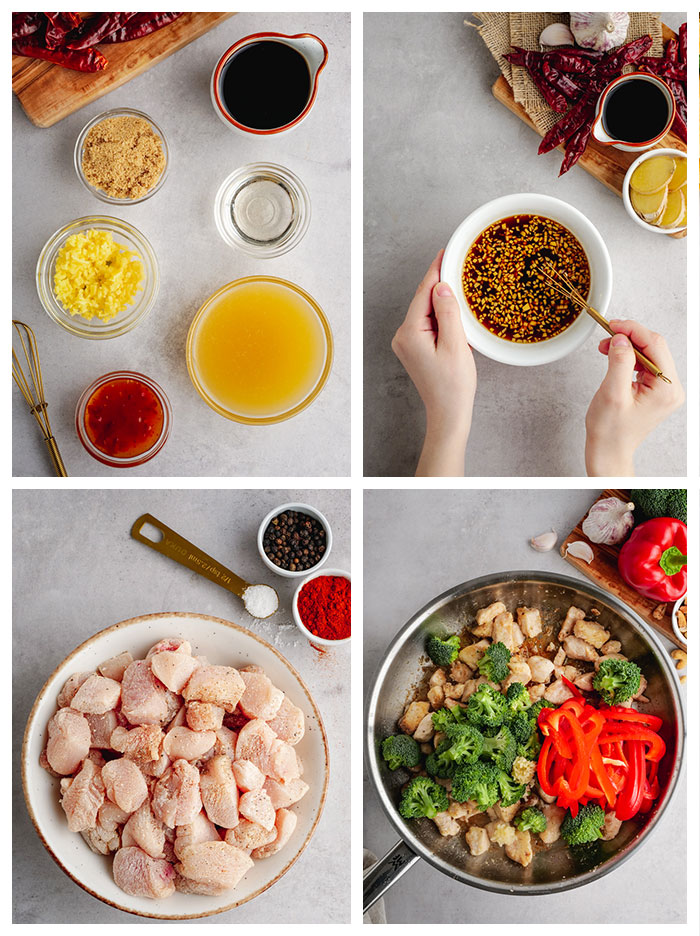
[292,569,351,648]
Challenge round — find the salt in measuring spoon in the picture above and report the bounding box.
[131,513,279,619]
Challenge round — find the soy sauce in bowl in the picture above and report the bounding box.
[221,40,311,130]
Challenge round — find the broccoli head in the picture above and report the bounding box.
[398,775,449,820]
[631,488,686,524]
[505,682,531,716]
[509,710,536,746]
[517,731,542,761]
[426,633,461,667]
[560,803,605,845]
[426,723,484,778]
[381,734,422,771]
[477,641,512,683]
[592,658,642,706]
[515,806,547,834]
[451,760,500,810]
[495,768,527,807]
[431,705,466,733]
[530,699,556,721]
[466,684,508,729]
[481,723,517,772]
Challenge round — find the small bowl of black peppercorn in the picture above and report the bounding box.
[257,503,333,578]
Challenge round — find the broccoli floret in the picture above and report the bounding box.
[431,705,466,733]
[426,724,484,777]
[530,699,556,720]
[398,776,449,819]
[515,806,547,834]
[631,488,686,524]
[517,731,542,761]
[505,682,531,716]
[481,724,517,772]
[509,711,535,745]
[477,641,512,683]
[592,658,642,705]
[495,769,527,807]
[466,684,508,729]
[560,803,605,845]
[381,734,422,771]
[426,633,461,667]
[451,760,500,810]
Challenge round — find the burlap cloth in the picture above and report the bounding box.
[469,12,664,133]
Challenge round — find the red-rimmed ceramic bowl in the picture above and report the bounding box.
[21,611,330,919]
[591,73,676,152]
[210,32,328,135]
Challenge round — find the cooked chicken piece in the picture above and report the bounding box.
[85,710,119,748]
[544,678,574,704]
[486,820,516,846]
[266,696,305,746]
[540,804,566,844]
[185,702,224,732]
[601,810,623,841]
[633,675,648,700]
[527,656,555,684]
[214,726,238,761]
[574,672,595,692]
[447,800,480,820]
[492,612,525,652]
[252,809,298,859]
[113,846,176,899]
[152,759,202,828]
[562,636,599,663]
[493,802,520,823]
[45,708,92,775]
[505,828,533,867]
[504,656,532,689]
[595,652,628,670]
[473,601,506,636]
[98,651,133,682]
[553,647,566,667]
[573,620,610,649]
[81,801,129,855]
[173,809,220,860]
[413,713,435,742]
[233,759,266,793]
[433,811,461,836]
[56,672,92,708]
[146,638,192,658]
[111,725,164,765]
[238,670,284,721]
[163,727,217,762]
[176,841,253,890]
[182,665,245,713]
[60,758,105,832]
[399,701,430,734]
[200,755,239,829]
[150,650,199,694]
[459,640,490,670]
[70,674,121,714]
[121,660,171,726]
[225,820,277,853]
[429,668,447,687]
[465,825,490,856]
[427,686,444,708]
[558,606,586,641]
[517,607,543,638]
[461,677,489,701]
[443,682,465,699]
[450,661,471,683]
[601,640,622,655]
[102,757,149,813]
[528,683,546,702]
[122,801,166,858]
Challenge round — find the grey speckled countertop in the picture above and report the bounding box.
[13,12,350,477]
[13,488,350,923]
[363,12,686,477]
[363,489,686,923]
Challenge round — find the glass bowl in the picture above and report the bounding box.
[75,370,172,468]
[186,276,333,425]
[36,216,159,339]
[74,107,169,205]
[214,163,311,257]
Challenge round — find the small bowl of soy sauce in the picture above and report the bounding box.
[211,32,328,136]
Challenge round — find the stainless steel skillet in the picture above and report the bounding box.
[364,571,684,913]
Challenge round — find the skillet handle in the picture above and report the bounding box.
[363,839,420,916]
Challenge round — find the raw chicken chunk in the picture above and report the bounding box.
[60,758,105,832]
[182,665,245,713]
[517,607,543,638]
[45,708,91,775]
[85,710,119,748]
[111,725,164,765]
[235,718,277,774]
[267,696,305,745]
[252,808,297,859]
[102,758,149,813]
[225,820,277,852]
[233,759,266,793]
[174,810,221,861]
[267,739,301,782]
[71,674,121,714]
[98,651,133,682]
[263,777,309,810]
[121,660,170,726]
[214,726,238,761]
[113,846,176,899]
[150,650,199,694]
[56,672,92,708]
[81,802,129,855]
[238,670,284,720]
[176,841,253,890]
[239,789,276,830]
[200,755,239,828]
[122,800,166,858]
[186,702,224,732]
[163,726,217,762]
[146,638,191,658]
[152,759,202,828]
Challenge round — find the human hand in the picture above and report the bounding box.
[585,319,684,476]
[391,251,476,476]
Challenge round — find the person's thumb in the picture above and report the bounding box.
[602,332,636,397]
[432,282,465,346]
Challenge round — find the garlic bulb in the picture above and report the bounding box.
[566,541,594,564]
[582,497,635,545]
[540,23,575,47]
[569,12,630,52]
[530,529,558,552]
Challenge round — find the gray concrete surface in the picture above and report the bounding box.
[364,489,686,923]
[13,12,350,477]
[364,13,686,477]
[13,488,350,923]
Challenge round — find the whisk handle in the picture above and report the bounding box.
[44,435,68,477]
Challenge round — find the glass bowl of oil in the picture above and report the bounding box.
[186,276,333,425]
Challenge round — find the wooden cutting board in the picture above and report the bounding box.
[561,489,684,649]
[492,23,686,240]
[13,12,235,128]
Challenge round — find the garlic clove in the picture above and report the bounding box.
[530,529,558,552]
[539,23,575,47]
[566,540,595,564]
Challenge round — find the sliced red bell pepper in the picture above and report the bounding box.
[615,741,646,820]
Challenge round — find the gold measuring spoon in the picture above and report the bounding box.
[131,513,279,620]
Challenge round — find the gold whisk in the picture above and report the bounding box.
[12,320,68,476]
[538,259,671,384]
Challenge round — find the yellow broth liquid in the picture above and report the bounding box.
[191,280,327,419]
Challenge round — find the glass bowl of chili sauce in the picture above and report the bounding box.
[75,371,172,468]
[292,569,351,648]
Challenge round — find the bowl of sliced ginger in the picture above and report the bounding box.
[622,148,687,235]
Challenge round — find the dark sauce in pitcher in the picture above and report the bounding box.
[221,41,311,130]
[602,79,670,143]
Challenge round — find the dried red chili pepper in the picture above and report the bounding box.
[541,59,585,100]
[505,48,568,113]
[559,121,593,176]
[597,35,652,76]
[12,37,107,72]
[11,12,44,40]
[678,22,686,63]
[43,12,82,50]
[538,93,595,155]
[545,48,602,74]
[66,12,137,50]
[100,12,183,43]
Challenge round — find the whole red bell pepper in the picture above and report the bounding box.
[618,517,687,602]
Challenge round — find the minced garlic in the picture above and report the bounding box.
[54,229,143,322]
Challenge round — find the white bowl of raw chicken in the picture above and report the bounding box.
[21,611,329,920]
